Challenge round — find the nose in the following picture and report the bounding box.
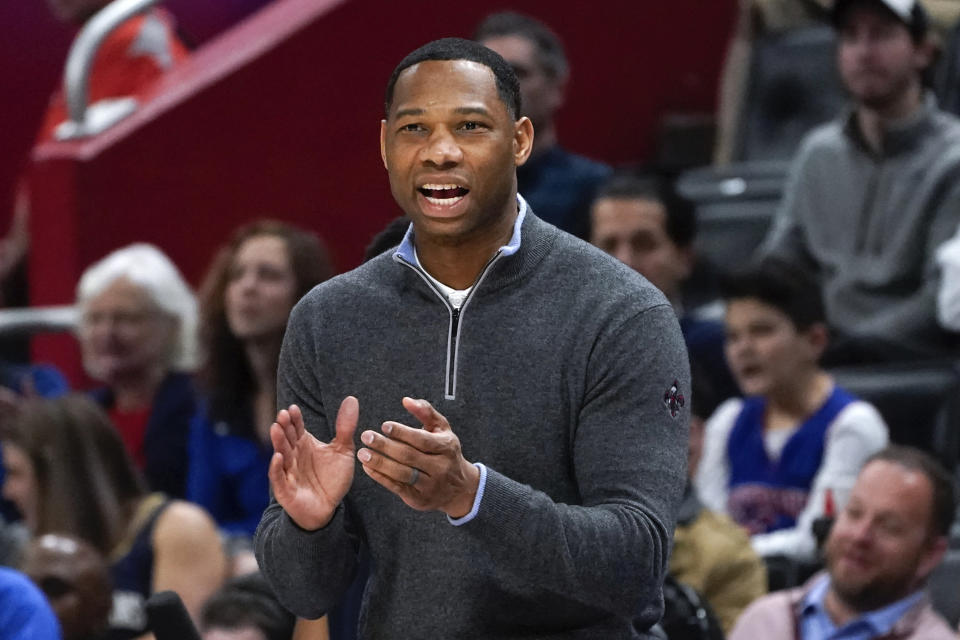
[612,242,634,269]
[422,127,463,167]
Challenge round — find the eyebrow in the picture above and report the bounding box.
[392,106,493,119]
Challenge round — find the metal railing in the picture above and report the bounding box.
[0,306,78,337]
[55,0,158,140]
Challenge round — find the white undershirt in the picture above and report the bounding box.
[414,248,472,309]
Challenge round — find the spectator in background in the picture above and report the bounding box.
[77,243,198,499]
[0,566,62,640]
[758,0,960,363]
[714,0,960,165]
[474,12,611,240]
[729,446,956,640]
[695,262,888,561]
[669,366,766,634]
[200,573,295,640]
[36,0,189,142]
[21,534,113,640]
[0,395,225,640]
[590,171,739,401]
[189,221,333,541]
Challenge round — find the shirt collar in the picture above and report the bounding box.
[801,575,926,638]
[394,194,527,265]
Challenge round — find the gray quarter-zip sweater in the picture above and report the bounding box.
[254,207,690,639]
[760,95,960,359]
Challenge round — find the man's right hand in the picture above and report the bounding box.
[268,396,359,531]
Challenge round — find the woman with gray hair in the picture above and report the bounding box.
[76,243,199,498]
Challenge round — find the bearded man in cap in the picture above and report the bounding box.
[758,0,960,363]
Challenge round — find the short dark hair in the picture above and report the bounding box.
[363,216,410,263]
[865,446,957,538]
[593,171,697,248]
[473,11,569,81]
[384,37,521,120]
[719,260,826,330]
[200,573,295,640]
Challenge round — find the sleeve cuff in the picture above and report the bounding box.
[448,463,487,526]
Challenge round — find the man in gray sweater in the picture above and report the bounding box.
[255,38,690,638]
[759,0,960,362]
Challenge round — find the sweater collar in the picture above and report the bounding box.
[842,92,939,156]
[393,194,557,294]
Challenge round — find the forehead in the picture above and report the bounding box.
[235,234,288,260]
[851,460,934,518]
[389,59,506,119]
[592,198,668,232]
[725,297,791,324]
[85,278,155,310]
[480,35,538,67]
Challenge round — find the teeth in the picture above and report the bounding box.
[425,195,465,206]
[421,183,462,190]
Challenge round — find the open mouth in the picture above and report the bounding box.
[418,183,469,206]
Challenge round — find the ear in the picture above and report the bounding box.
[804,322,830,361]
[916,534,948,583]
[913,36,936,73]
[379,120,388,171]
[549,75,567,112]
[513,116,534,167]
[677,245,696,281]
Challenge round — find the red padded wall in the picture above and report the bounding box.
[24,0,736,382]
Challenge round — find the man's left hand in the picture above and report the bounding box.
[357,397,480,518]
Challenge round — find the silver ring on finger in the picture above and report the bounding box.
[408,467,420,486]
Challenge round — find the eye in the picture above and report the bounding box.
[399,123,424,133]
[461,121,487,131]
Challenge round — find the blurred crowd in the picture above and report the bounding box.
[4,0,960,639]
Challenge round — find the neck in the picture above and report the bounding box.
[766,369,832,420]
[244,338,282,442]
[415,204,518,289]
[244,337,282,393]
[824,585,865,627]
[856,83,924,153]
[111,367,166,411]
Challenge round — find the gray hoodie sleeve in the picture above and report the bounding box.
[457,303,690,622]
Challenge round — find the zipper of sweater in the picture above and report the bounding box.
[394,249,505,400]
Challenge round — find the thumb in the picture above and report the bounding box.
[402,397,450,432]
[334,396,360,448]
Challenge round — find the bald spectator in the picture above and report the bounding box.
[21,534,112,640]
[730,446,957,640]
[758,0,960,363]
[475,11,611,239]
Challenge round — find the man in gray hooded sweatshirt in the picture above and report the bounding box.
[255,37,689,639]
[759,0,960,362]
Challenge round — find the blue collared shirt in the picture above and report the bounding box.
[800,575,925,640]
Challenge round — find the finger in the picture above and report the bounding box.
[378,421,447,455]
[269,423,295,470]
[360,429,434,467]
[334,396,359,449]
[360,463,416,500]
[268,452,291,502]
[357,446,427,487]
[288,404,306,439]
[276,409,297,448]
[401,397,451,433]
